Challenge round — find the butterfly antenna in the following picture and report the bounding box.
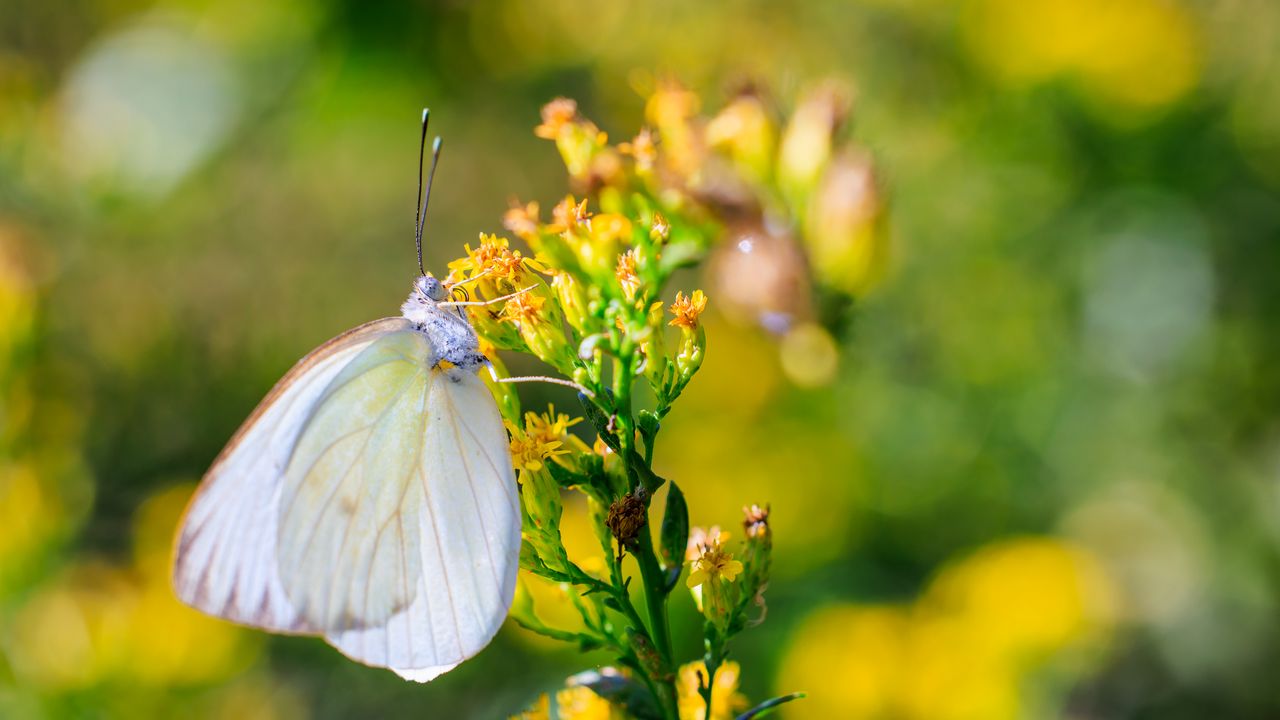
[414,110,443,277]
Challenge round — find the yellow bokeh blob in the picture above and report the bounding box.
[6,483,261,690]
[920,537,1115,660]
[776,537,1114,719]
[963,0,1202,113]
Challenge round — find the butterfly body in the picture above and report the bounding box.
[173,275,519,683]
[401,275,487,372]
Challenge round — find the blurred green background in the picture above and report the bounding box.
[3,0,1280,717]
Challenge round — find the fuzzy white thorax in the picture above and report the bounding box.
[400,275,486,372]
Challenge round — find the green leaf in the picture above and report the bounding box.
[637,409,660,442]
[546,460,591,489]
[659,482,689,589]
[626,449,666,493]
[735,693,806,719]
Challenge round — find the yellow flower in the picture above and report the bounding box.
[525,405,590,455]
[535,97,578,139]
[649,212,670,242]
[508,425,567,472]
[616,249,641,300]
[550,195,593,233]
[669,290,709,331]
[686,527,743,588]
[448,234,550,288]
[676,661,748,720]
[500,291,547,326]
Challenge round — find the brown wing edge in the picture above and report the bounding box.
[170,317,413,633]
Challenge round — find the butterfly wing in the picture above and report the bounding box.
[276,330,520,681]
[173,317,414,633]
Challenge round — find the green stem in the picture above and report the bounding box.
[634,525,674,665]
[699,639,724,717]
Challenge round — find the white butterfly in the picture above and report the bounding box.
[172,112,521,682]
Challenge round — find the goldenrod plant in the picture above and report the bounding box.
[442,81,886,719]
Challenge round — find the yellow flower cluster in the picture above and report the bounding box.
[470,86,865,719]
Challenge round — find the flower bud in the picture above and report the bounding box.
[645,79,704,180]
[706,89,777,186]
[500,285,578,374]
[477,339,522,426]
[467,303,527,352]
[549,270,591,334]
[778,80,851,208]
[740,504,772,626]
[669,291,708,385]
[518,465,570,574]
[803,149,887,296]
[639,301,668,392]
[579,213,632,284]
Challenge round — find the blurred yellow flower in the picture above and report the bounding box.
[7,484,260,690]
[645,79,703,177]
[550,195,593,232]
[555,685,625,719]
[777,605,908,719]
[920,536,1115,661]
[0,229,34,366]
[592,213,633,246]
[615,249,641,300]
[669,290,708,331]
[0,463,68,589]
[963,0,1201,113]
[676,660,748,720]
[618,127,657,174]
[535,97,580,139]
[776,537,1114,720]
[505,201,542,241]
[649,211,669,242]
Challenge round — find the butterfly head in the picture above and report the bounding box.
[414,274,448,302]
